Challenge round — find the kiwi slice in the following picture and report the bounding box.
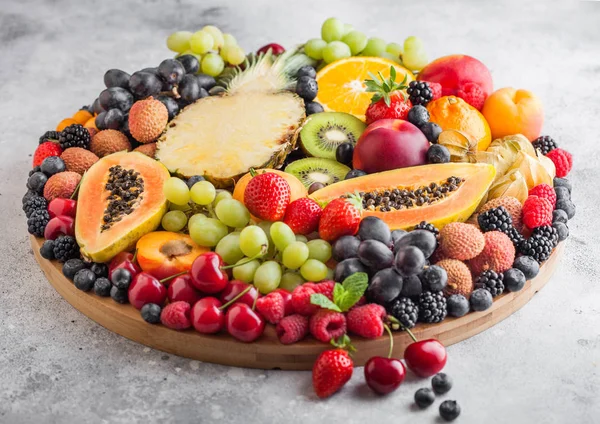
[299,112,366,159]
[285,158,350,189]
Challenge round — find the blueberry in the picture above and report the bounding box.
[186,175,206,189]
[357,216,392,245]
[439,400,461,421]
[296,65,317,79]
[432,372,453,394]
[553,177,572,193]
[104,69,131,89]
[446,294,470,317]
[155,95,179,120]
[94,277,112,297]
[554,186,570,203]
[420,265,448,291]
[420,122,442,143]
[345,169,367,180]
[176,55,200,75]
[335,142,354,166]
[555,199,576,219]
[503,268,526,292]
[195,73,217,91]
[414,388,435,408]
[62,259,87,280]
[74,268,97,292]
[27,172,48,194]
[40,240,55,260]
[40,156,66,176]
[29,166,41,177]
[358,240,394,271]
[295,76,318,101]
[334,258,369,282]
[141,303,162,324]
[305,101,324,115]
[427,144,450,164]
[552,221,569,241]
[90,263,109,278]
[407,105,430,128]
[400,274,422,297]
[552,209,568,224]
[394,230,437,259]
[470,288,493,311]
[391,229,407,246]
[111,268,132,290]
[332,236,361,262]
[110,286,129,304]
[366,268,403,305]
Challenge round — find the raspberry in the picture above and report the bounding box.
[33,142,63,167]
[309,309,347,343]
[255,291,285,324]
[456,82,486,110]
[546,148,573,178]
[347,303,386,339]
[276,314,309,344]
[160,301,192,330]
[522,195,553,229]
[425,81,442,101]
[291,283,319,316]
[313,280,335,300]
[529,184,557,208]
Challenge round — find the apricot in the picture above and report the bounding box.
[72,109,93,125]
[56,118,77,132]
[482,88,543,141]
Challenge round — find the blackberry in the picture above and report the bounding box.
[478,206,512,232]
[532,135,557,155]
[23,190,37,205]
[27,209,50,237]
[388,297,419,329]
[474,270,505,297]
[52,235,80,262]
[39,130,61,144]
[519,235,554,263]
[418,290,447,323]
[414,221,439,238]
[504,226,525,246]
[532,225,559,249]
[407,81,434,106]
[23,195,48,218]
[58,123,90,150]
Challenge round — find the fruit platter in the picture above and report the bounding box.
[25,18,574,409]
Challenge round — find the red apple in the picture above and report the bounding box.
[353,119,429,173]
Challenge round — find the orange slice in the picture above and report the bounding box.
[315,57,415,121]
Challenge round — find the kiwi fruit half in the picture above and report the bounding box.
[285,158,350,189]
[300,112,366,159]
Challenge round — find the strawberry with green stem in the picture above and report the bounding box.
[312,334,355,399]
[318,193,362,242]
[364,66,412,125]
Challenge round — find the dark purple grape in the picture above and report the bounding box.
[357,239,394,271]
[332,235,360,262]
[366,268,403,305]
[333,258,369,283]
[335,142,354,165]
[394,246,426,277]
[129,71,163,98]
[155,95,179,120]
[345,169,367,180]
[357,216,391,245]
[104,69,131,89]
[99,87,134,112]
[158,59,185,85]
[95,111,108,130]
[305,101,324,115]
[176,55,200,75]
[103,108,124,130]
[196,74,216,90]
[394,230,437,259]
[179,74,201,103]
[92,98,104,114]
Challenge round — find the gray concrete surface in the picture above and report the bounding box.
[1,1,599,423]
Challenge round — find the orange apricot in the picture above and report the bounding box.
[482,88,543,141]
[72,109,93,125]
[56,118,77,132]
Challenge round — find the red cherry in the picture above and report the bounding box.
[225,303,265,342]
[273,288,294,315]
[219,281,259,308]
[364,357,406,395]
[44,215,74,240]
[190,297,224,334]
[128,272,167,310]
[48,198,77,219]
[190,252,228,294]
[256,43,285,55]
[167,274,201,305]
[109,252,141,281]
[404,339,447,377]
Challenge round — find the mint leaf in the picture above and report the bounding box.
[310,293,341,312]
[333,283,344,303]
[336,272,368,311]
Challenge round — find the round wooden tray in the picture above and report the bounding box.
[31,235,564,370]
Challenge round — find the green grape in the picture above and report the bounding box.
[232,258,260,283]
[343,24,354,36]
[215,199,250,228]
[379,51,402,64]
[189,217,228,247]
[295,234,308,243]
[282,241,309,270]
[239,225,269,257]
[270,222,296,252]
[161,210,188,232]
[202,25,224,49]
[279,272,305,292]
[169,201,191,212]
[403,36,428,71]
[175,50,201,61]
[222,33,238,47]
[325,268,334,281]
[190,181,216,205]
[253,261,282,294]
[307,239,332,263]
[304,38,328,60]
[222,45,246,66]
[163,177,190,205]
[321,17,345,42]
[258,221,274,243]
[322,41,352,64]
[342,30,367,55]
[189,30,214,54]
[300,259,328,282]
[215,232,244,265]
[386,42,404,57]
[167,31,193,53]
[188,213,207,230]
[361,37,387,57]
[201,53,225,77]
[213,190,232,207]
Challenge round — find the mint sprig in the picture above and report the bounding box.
[310,272,369,313]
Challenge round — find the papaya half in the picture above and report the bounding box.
[75,151,170,263]
[310,163,496,230]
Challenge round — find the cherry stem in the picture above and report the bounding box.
[251,290,258,311]
[387,315,418,343]
[219,285,252,310]
[384,324,394,359]
[220,246,267,270]
[132,249,138,265]
[159,271,188,284]
[404,327,418,343]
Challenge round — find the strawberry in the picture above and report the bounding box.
[318,195,361,242]
[244,172,291,221]
[283,198,322,235]
[33,142,63,167]
[364,66,412,125]
[312,340,354,398]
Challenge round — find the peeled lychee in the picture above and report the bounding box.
[129,99,168,143]
[439,222,485,261]
[43,171,81,201]
[468,231,516,275]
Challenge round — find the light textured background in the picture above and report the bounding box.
[0,1,599,423]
